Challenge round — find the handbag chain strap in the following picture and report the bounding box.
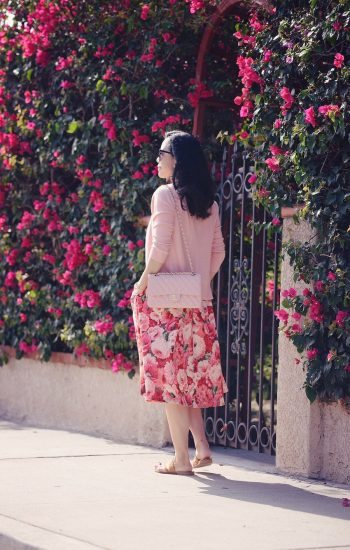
[168,185,195,274]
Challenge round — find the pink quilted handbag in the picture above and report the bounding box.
[146,187,202,309]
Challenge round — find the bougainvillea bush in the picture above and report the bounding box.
[0,0,225,374]
[233,0,350,401]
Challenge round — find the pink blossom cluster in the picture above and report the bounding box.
[185,0,205,14]
[235,55,262,118]
[98,113,117,141]
[111,352,134,373]
[63,239,88,271]
[187,81,214,108]
[151,114,190,135]
[16,211,35,231]
[19,341,38,354]
[94,316,114,335]
[132,129,151,147]
[279,87,294,115]
[140,38,158,64]
[118,289,133,308]
[73,290,101,309]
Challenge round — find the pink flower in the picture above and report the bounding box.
[271,217,281,226]
[102,245,111,255]
[314,281,324,292]
[307,348,318,360]
[269,145,285,156]
[140,4,150,20]
[136,239,144,247]
[327,350,336,362]
[263,49,272,62]
[234,96,242,105]
[248,174,257,184]
[127,241,136,251]
[335,310,349,328]
[100,219,111,234]
[292,312,301,320]
[279,87,294,114]
[94,317,114,334]
[240,106,250,118]
[132,129,150,147]
[282,287,296,298]
[309,298,324,323]
[274,119,282,129]
[318,104,340,117]
[304,107,318,128]
[327,271,336,281]
[333,21,342,32]
[265,157,280,172]
[274,309,289,323]
[239,130,249,139]
[334,53,344,69]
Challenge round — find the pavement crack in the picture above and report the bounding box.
[0,512,113,549]
[0,452,162,460]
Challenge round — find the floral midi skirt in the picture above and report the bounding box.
[131,292,228,408]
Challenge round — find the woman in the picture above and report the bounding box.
[131,130,228,476]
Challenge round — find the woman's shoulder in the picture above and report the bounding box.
[152,183,173,200]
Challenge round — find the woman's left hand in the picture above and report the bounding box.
[132,280,147,297]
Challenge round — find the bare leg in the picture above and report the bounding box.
[189,407,212,459]
[161,403,192,472]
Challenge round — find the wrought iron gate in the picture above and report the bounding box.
[205,143,281,455]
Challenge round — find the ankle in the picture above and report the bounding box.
[195,444,211,459]
[174,452,191,466]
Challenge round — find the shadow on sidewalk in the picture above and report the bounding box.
[193,472,349,522]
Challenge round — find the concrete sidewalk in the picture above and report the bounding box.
[0,420,349,550]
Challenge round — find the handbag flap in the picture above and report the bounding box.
[147,273,201,297]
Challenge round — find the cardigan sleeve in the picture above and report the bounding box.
[148,185,175,264]
[210,201,225,278]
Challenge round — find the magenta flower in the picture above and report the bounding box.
[327,271,336,281]
[304,107,318,128]
[334,53,344,68]
[314,281,324,292]
[274,308,289,323]
[263,49,272,62]
[318,104,340,117]
[269,145,286,156]
[335,310,349,328]
[279,87,294,113]
[307,348,318,360]
[265,157,280,172]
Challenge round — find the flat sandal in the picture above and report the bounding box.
[191,455,213,469]
[155,458,195,476]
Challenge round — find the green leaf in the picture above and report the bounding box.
[67,120,82,134]
[305,385,317,403]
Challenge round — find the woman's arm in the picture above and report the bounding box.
[133,257,163,294]
[133,186,175,294]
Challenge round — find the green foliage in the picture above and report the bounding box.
[234,0,350,400]
[0,0,214,373]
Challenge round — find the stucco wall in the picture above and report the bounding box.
[276,216,350,485]
[0,355,171,448]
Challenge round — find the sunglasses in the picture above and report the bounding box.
[158,149,173,158]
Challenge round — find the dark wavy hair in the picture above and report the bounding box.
[164,130,216,219]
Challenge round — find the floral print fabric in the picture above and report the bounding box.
[131,292,228,408]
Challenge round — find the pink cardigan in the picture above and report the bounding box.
[145,183,225,304]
